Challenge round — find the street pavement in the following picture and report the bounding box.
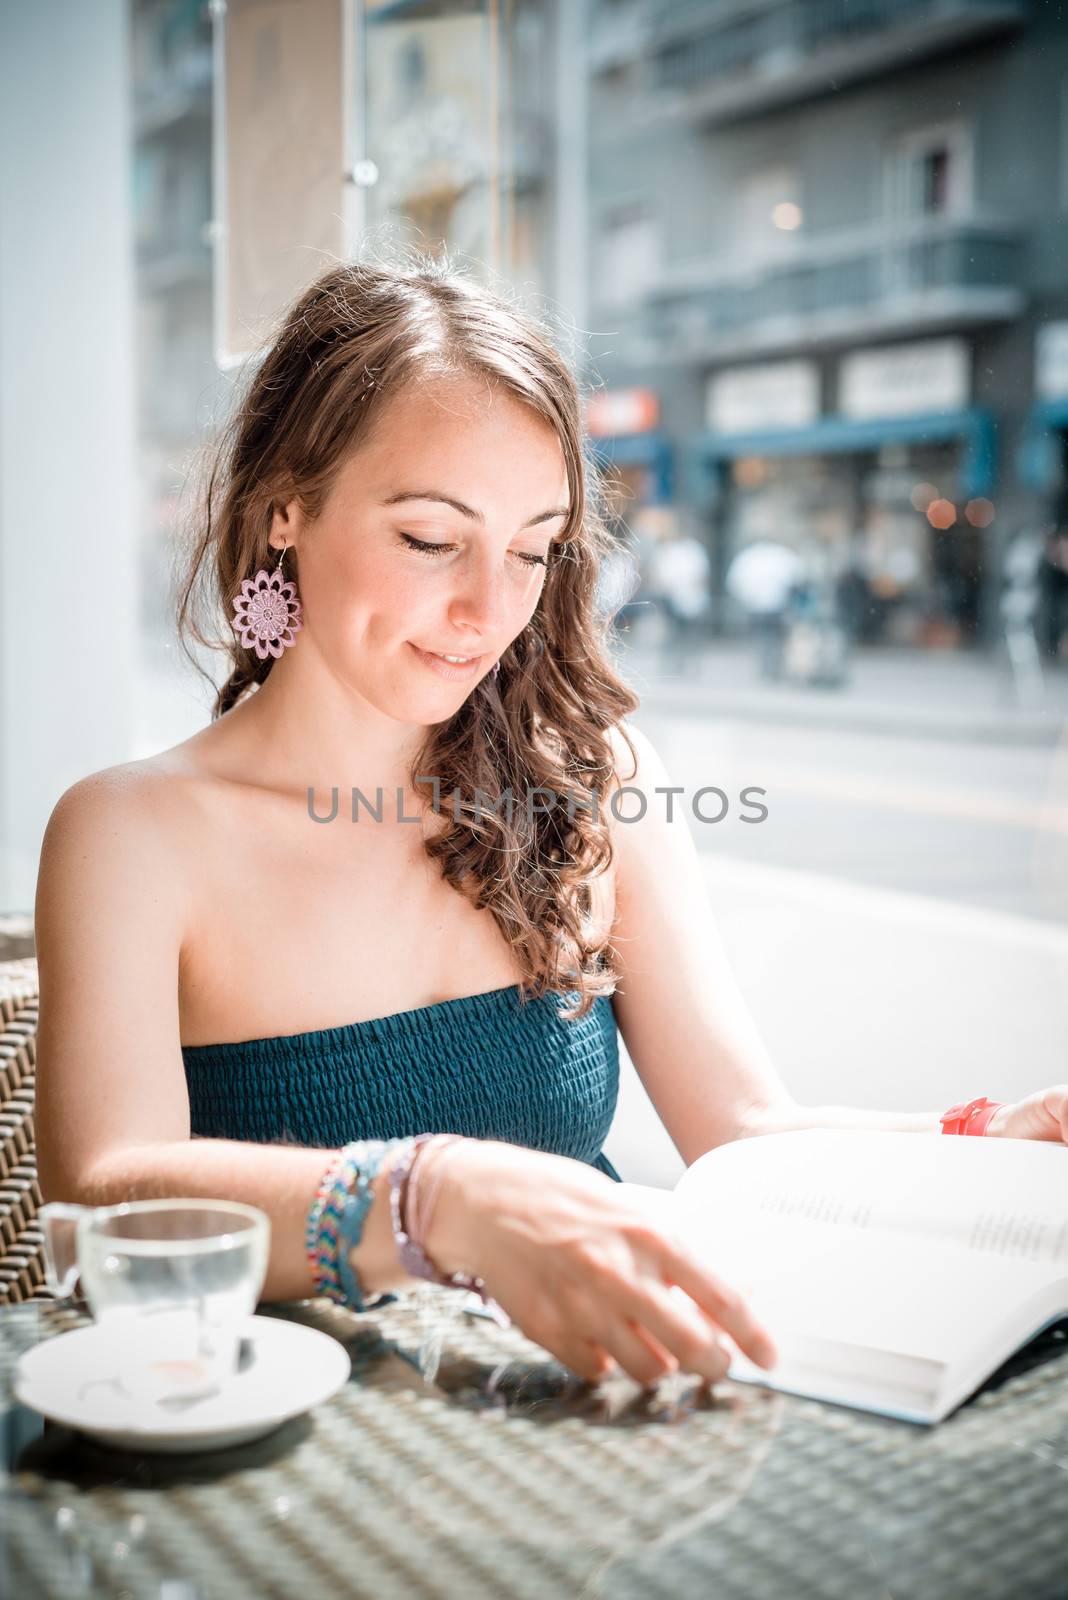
[615,625,1068,746]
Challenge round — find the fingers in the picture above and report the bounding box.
[552,1336,616,1385]
[595,1319,680,1388]
[610,1278,738,1381]
[654,1234,778,1370]
[556,1321,726,1390]
[542,1312,687,1390]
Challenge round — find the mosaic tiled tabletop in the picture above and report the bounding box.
[1,1291,1066,1600]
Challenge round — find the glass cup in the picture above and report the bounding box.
[40,1200,270,1407]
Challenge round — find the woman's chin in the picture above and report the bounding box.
[389,681,486,727]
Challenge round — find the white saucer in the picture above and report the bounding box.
[13,1314,351,1454]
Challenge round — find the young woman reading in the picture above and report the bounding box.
[33,258,1068,1389]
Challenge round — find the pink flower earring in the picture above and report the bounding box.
[491,659,501,679]
[231,543,303,660]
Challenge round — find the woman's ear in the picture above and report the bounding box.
[268,496,301,552]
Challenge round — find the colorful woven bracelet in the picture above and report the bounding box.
[305,1149,347,1294]
[306,1139,405,1311]
[309,1143,366,1302]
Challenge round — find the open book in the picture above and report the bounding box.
[618,1129,1068,1425]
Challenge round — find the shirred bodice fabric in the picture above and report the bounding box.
[181,984,622,1180]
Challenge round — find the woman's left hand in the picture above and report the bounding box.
[988,1086,1068,1143]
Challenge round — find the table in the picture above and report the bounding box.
[2,1291,1067,1600]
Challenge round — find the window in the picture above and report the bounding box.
[887,121,974,220]
[595,199,662,307]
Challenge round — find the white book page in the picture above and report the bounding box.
[618,1131,1068,1370]
[673,1130,1068,1267]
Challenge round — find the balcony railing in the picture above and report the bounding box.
[592,0,1028,122]
[604,214,1025,362]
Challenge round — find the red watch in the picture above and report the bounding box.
[939,1096,1005,1136]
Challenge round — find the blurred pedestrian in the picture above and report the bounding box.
[835,562,872,643]
[1000,526,1045,708]
[594,538,642,641]
[648,528,712,674]
[725,539,804,681]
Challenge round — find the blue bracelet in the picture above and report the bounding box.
[335,1138,407,1312]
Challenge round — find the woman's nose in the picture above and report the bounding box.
[448,554,508,637]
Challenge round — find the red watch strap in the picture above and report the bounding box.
[939,1096,1004,1136]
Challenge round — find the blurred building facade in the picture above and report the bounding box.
[585,0,1068,650]
[127,0,1068,663]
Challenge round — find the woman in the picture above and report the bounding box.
[33,258,1067,1390]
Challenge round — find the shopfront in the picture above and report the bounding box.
[692,340,995,647]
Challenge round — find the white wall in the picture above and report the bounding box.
[603,852,1068,1187]
[0,0,138,911]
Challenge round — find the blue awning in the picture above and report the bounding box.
[688,408,997,500]
[1017,400,1068,493]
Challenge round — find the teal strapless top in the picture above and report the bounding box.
[181,984,622,1181]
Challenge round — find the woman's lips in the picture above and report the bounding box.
[408,642,487,681]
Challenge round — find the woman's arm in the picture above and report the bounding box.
[604,724,948,1162]
[32,769,410,1302]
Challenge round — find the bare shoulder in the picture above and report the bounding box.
[38,757,200,951]
[43,754,197,847]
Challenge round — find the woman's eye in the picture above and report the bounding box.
[399,532,547,569]
[399,533,454,557]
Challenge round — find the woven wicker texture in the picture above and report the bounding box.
[0,957,44,1304]
[1,1291,1066,1600]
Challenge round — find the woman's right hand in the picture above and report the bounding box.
[422,1138,778,1387]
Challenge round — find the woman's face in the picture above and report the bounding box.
[271,373,570,724]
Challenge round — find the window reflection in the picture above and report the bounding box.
[359,0,554,289]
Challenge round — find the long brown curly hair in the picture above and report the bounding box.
[176,253,640,1019]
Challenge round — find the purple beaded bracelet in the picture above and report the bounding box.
[387,1135,497,1305]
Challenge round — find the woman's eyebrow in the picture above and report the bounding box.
[381,490,569,529]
